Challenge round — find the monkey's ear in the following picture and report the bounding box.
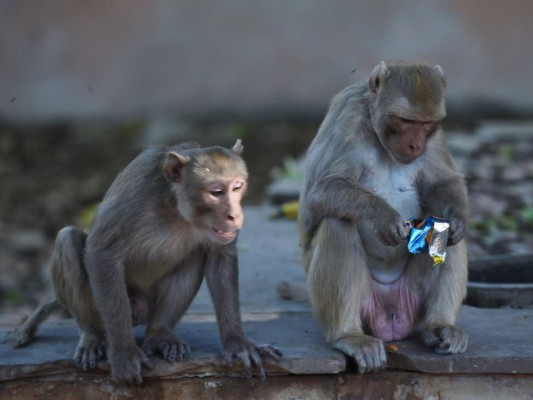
[232,139,244,155]
[434,64,447,87]
[163,152,190,182]
[369,61,388,94]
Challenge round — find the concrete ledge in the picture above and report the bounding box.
[2,307,533,399]
[0,313,345,382]
[2,206,533,398]
[3,306,533,381]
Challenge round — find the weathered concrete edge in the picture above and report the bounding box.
[0,355,346,383]
[387,352,533,374]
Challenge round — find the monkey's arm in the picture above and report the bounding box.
[205,244,282,379]
[305,174,409,246]
[421,174,469,245]
[85,247,153,384]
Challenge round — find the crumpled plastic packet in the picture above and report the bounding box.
[405,216,450,266]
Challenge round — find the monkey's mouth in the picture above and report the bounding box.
[394,153,418,164]
[209,227,238,243]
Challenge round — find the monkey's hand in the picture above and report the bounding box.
[447,213,468,245]
[422,323,468,355]
[110,343,154,385]
[222,334,283,380]
[333,334,386,373]
[374,212,410,246]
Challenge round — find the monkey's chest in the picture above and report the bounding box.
[125,228,205,291]
[360,165,422,219]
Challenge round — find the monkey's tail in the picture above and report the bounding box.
[276,281,310,303]
[6,299,65,348]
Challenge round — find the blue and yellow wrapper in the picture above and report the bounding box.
[406,216,449,267]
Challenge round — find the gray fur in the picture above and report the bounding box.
[10,141,281,384]
[299,62,468,373]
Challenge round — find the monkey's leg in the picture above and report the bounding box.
[307,218,386,373]
[9,299,63,347]
[142,252,205,362]
[417,241,468,354]
[51,226,107,370]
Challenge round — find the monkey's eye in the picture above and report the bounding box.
[209,189,225,197]
[399,117,415,124]
[232,181,244,192]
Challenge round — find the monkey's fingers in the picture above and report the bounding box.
[237,350,253,378]
[334,335,386,374]
[223,349,263,379]
[223,351,234,367]
[163,343,178,361]
[163,341,190,362]
[250,350,266,381]
[423,324,468,355]
[255,344,283,361]
[124,369,143,386]
[140,350,154,370]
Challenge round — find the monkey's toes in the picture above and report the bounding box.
[74,332,106,370]
[142,336,191,362]
[333,335,387,373]
[75,342,106,370]
[423,324,468,355]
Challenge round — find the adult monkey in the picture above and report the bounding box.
[11,140,281,384]
[299,61,468,373]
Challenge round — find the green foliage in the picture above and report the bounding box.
[499,142,514,161]
[279,157,301,181]
[6,288,22,304]
[520,207,533,225]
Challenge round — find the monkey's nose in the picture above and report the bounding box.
[409,143,423,157]
[227,211,241,222]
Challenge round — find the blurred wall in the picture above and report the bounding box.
[1,0,533,122]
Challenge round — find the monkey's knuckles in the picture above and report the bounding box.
[222,341,280,379]
[448,216,468,245]
[110,345,153,385]
[334,336,387,373]
[380,224,409,247]
[142,336,191,362]
[424,325,468,355]
[74,339,106,370]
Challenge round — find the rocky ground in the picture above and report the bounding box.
[0,119,531,320]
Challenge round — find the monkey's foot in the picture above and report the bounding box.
[110,343,154,385]
[333,334,386,373]
[422,323,468,355]
[222,335,283,380]
[74,331,107,370]
[142,332,191,362]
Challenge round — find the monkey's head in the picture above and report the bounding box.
[368,61,447,164]
[163,140,248,245]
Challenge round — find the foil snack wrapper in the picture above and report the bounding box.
[405,216,450,267]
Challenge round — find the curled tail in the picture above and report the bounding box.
[8,299,64,347]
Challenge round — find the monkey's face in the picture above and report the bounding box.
[195,177,247,245]
[369,62,446,164]
[383,115,441,164]
[163,143,248,245]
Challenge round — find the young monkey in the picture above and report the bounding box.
[299,61,469,372]
[10,140,281,384]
